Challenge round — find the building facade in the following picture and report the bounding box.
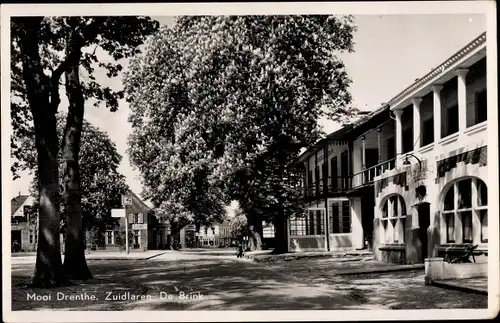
[372,32,488,264]
[11,195,38,252]
[289,106,395,253]
[290,32,489,264]
[102,190,158,252]
[195,222,232,247]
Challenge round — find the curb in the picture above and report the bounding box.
[246,252,374,263]
[431,280,488,295]
[335,264,425,276]
[145,252,169,260]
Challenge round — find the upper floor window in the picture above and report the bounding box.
[401,106,413,153]
[475,89,487,125]
[466,57,487,127]
[133,213,144,224]
[419,93,434,146]
[402,127,414,153]
[441,78,459,138]
[421,117,434,146]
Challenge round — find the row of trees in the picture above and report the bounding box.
[125,16,358,253]
[11,16,159,287]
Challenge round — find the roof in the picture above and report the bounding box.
[127,189,153,213]
[296,31,486,164]
[297,104,390,163]
[388,31,486,108]
[11,195,29,216]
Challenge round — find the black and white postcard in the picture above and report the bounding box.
[1,1,498,322]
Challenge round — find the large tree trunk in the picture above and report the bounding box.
[272,212,288,254]
[248,217,263,251]
[62,38,92,280]
[31,113,68,287]
[18,17,67,288]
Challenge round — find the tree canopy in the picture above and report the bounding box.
[125,15,357,252]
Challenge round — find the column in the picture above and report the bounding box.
[412,97,422,150]
[315,150,318,196]
[394,108,404,167]
[306,157,310,198]
[377,127,382,164]
[456,68,469,133]
[432,85,443,142]
[471,179,481,244]
[361,135,366,169]
[351,198,364,249]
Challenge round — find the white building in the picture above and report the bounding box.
[289,32,490,268]
[373,32,488,266]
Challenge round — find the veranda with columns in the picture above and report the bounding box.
[372,32,488,264]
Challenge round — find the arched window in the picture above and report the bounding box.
[380,195,407,243]
[442,178,487,243]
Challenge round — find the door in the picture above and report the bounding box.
[340,151,348,189]
[11,230,22,252]
[418,203,431,261]
[360,189,375,249]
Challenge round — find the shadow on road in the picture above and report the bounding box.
[11,256,487,311]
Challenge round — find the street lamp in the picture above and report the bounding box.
[401,153,422,169]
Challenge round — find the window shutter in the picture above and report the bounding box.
[129,214,134,224]
[138,213,144,224]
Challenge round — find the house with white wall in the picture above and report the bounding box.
[372,32,489,268]
[289,106,397,252]
[289,32,490,268]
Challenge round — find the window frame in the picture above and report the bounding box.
[441,178,487,244]
[380,195,407,244]
[474,89,487,125]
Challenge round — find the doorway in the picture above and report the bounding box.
[12,230,22,252]
[361,190,375,249]
[418,203,431,261]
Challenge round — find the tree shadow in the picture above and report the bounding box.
[11,258,487,311]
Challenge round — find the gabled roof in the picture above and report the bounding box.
[11,195,29,216]
[127,189,154,214]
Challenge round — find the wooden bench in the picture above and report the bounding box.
[444,244,484,263]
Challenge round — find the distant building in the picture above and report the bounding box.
[11,195,38,252]
[195,221,232,247]
[99,190,160,252]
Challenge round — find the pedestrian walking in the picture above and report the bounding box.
[236,240,244,258]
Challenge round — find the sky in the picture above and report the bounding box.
[11,14,486,207]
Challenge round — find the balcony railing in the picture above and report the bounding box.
[303,158,396,200]
[305,177,352,199]
[351,158,396,189]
